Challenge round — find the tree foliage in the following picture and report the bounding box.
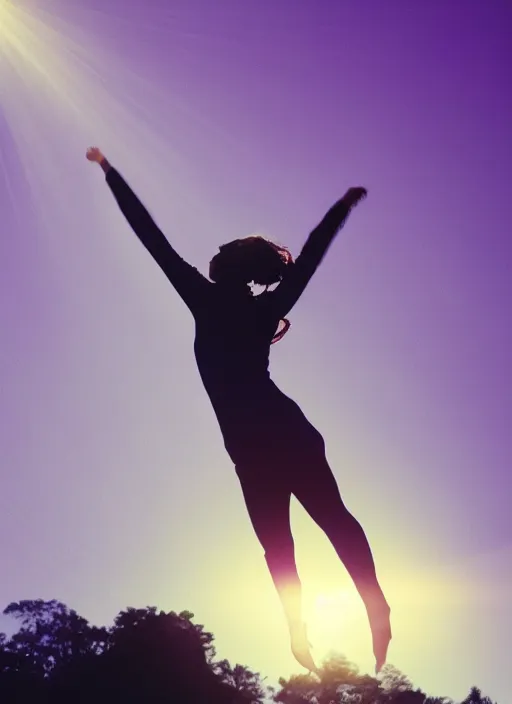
[0,599,497,704]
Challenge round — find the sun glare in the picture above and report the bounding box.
[302,587,371,667]
[0,1,33,57]
[0,0,16,43]
[0,0,72,93]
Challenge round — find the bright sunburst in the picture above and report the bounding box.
[0,0,90,111]
[0,0,52,74]
[0,0,178,238]
[0,0,23,53]
[302,585,371,668]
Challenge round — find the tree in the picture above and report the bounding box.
[461,687,495,704]
[0,599,500,704]
[273,671,320,703]
[82,606,232,703]
[273,656,437,704]
[216,659,267,703]
[3,599,108,675]
[0,601,263,704]
[273,653,368,704]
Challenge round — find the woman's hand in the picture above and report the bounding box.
[86,146,111,174]
[86,146,105,164]
[342,187,367,209]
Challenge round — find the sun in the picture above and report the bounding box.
[0,0,61,74]
[302,586,372,667]
[0,0,87,121]
[0,0,20,43]
[0,0,14,37]
[0,0,34,64]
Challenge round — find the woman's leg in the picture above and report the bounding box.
[236,465,317,672]
[291,453,391,672]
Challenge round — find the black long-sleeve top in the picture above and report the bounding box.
[105,168,352,464]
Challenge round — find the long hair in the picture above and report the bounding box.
[212,235,294,288]
[271,317,291,344]
[212,235,294,344]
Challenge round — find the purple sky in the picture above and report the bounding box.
[1,1,511,701]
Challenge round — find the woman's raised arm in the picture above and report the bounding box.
[86,147,211,314]
[270,187,367,318]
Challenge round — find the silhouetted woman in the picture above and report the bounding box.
[86,146,391,674]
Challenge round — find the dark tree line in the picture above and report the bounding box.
[0,599,497,703]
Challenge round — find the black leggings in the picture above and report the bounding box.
[236,447,384,628]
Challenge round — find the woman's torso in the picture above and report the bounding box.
[192,288,321,464]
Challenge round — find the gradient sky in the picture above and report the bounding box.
[1,1,511,701]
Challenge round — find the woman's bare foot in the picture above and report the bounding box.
[290,622,319,674]
[368,601,392,673]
